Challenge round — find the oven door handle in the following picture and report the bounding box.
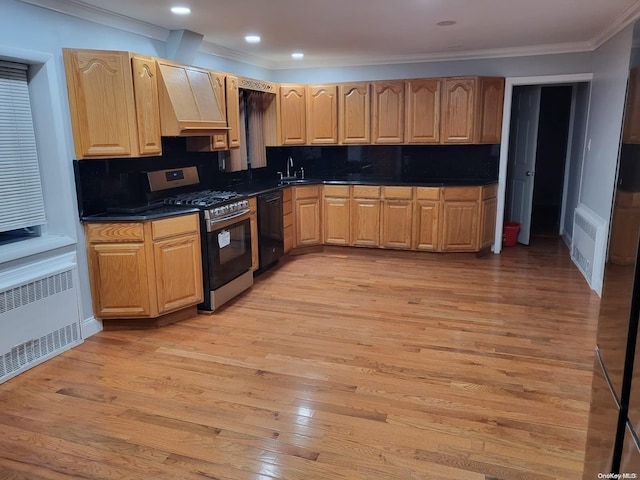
[206,209,251,232]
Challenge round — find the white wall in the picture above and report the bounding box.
[563,82,591,244]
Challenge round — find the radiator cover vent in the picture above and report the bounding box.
[0,322,79,380]
[571,204,607,294]
[0,253,82,383]
[0,270,73,315]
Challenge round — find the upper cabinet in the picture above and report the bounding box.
[371,81,405,144]
[338,82,371,144]
[63,49,161,159]
[441,77,476,143]
[405,78,441,144]
[623,67,640,144]
[306,85,338,144]
[441,76,504,144]
[225,75,241,148]
[156,60,228,136]
[278,84,306,145]
[475,77,505,144]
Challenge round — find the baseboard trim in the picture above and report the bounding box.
[81,315,103,339]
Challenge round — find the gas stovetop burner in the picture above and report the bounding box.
[163,190,240,208]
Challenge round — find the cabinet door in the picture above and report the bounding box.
[63,49,138,158]
[351,199,380,247]
[295,198,321,246]
[405,78,441,143]
[381,200,413,249]
[441,201,479,251]
[307,85,338,144]
[153,233,203,314]
[283,188,294,253]
[413,200,440,251]
[480,196,498,249]
[624,68,640,143]
[323,196,350,245]
[226,75,241,148]
[88,242,151,318]
[372,81,405,144]
[441,77,476,143]
[131,55,162,156]
[249,197,259,271]
[279,85,306,145]
[339,83,371,144]
[476,77,505,144]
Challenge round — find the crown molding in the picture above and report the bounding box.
[591,0,640,49]
[18,0,169,41]
[16,0,640,71]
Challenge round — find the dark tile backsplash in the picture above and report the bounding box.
[74,137,499,217]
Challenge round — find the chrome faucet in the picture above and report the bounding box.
[286,156,293,178]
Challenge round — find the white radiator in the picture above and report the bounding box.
[571,204,607,293]
[0,252,82,383]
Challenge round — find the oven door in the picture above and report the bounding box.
[206,212,252,290]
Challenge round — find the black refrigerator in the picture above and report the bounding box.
[582,68,640,477]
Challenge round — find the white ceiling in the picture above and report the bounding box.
[22,0,640,68]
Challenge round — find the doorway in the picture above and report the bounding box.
[495,74,593,253]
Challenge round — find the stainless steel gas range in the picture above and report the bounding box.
[148,167,253,312]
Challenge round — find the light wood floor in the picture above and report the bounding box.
[0,237,602,480]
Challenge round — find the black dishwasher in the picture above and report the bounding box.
[257,190,284,272]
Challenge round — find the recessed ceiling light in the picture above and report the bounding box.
[291,52,304,60]
[171,6,191,15]
[245,35,261,44]
[436,20,456,26]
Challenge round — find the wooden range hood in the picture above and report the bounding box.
[156,59,230,137]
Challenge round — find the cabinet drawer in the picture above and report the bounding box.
[415,187,440,201]
[443,187,480,201]
[482,184,498,199]
[152,214,199,240]
[352,185,381,198]
[282,187,292,202]
[324,184,350,197]
[86,223,144,242]
[294,185,321,199]
[382,186,413,200]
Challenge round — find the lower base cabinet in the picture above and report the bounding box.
[413,187,440,251]
[293,185,322,247]
[351,186,381,247]
[249,197,259,271]
[381,186,413,249]
[85,213,203,320]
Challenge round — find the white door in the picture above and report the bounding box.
[507,86,541,245]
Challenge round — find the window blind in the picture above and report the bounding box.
[0,61,46,234]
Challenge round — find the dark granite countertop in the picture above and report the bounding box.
[81,206,200,223]
[81,178,497,222]
[232,178,497,197]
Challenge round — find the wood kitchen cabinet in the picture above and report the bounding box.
[475,77,505,144]
[156,60,228,136]
[381,186,413,249]
[63,49,161,159]
[279,84,306,145]
[293,185,322,247]
[338,82,371,144]
[405,78,441,143]
[372,81,405,144]
[479,184,498,250]
[85,213,203,323]
[351,185,381,247]
[186,74,241,153]
[413,187,440,251]
[249,197,259,271]
[307,85,338,144]
[441,76,504,144]
[441,77,476,144]
[440,187,480,251]
[283,187,294,253]
[323,185,351,245]
[623,67,640,143]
